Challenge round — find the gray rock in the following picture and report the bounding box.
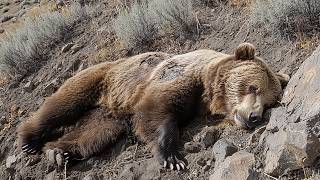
[212,139,238,166]
[0,29,4,34]
[184,142,201,153]
[43,79,58,95]
[2,7,9,13]
[247,125,266,147]
[259,45,320,176]
[6,155,17,169]
[45,170,57,180]
[23,81,35,93]
[17,10,26,17]
[21,0,30,6]
[1,15,14,23]
[193,126,220,148]
[209,151,256,180]
[61,43,75,53]
[83,174,99,180]
[71,44,83,54]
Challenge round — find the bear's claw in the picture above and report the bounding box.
[46,148,70,167]
[162,155,186,171]
[22,144,40,154]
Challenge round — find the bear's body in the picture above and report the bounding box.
[17,43,288,170]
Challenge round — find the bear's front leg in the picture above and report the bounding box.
[133,95,187,170]
[155,120,186,170]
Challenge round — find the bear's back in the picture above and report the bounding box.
[101,50,229,112]
[102,52,171,112]
[149,49,228,82]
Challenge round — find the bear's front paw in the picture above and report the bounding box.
[22,141,41,155]
[45,148,71,167]
[157,153,186,171]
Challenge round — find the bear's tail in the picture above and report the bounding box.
[17,62,112,153]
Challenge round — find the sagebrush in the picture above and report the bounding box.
[112,1,156,51]
[0,4,94,79]
[252,0,320,37]
[113,0,196,51]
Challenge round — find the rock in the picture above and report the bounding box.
[184,142,201,153]
[193,126,221,148]
[212,139,238,166]
[43,79,58,95]
[202,164,210,172]
[197,157,210,167]
[258,45,320,176]
[23,81,35,93]
[21,0,30,6]
[0,29,5,34]
[83,174,99,180]
[17,10,26,17]
[71,44,83,54]
[25,156,41,166]
[1,15,14,23]
[118,163,140,180]
[209,151,256,180]
[14,174,22,180]
[45,170,57,180]
[2,7,9,13]
[6,155,17,169]
[61,43,75,53]
[11,17,17,22]
[247,125,266,147]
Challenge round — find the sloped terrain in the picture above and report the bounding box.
[1,0,320,179]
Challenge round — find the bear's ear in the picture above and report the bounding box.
[275,73,290,88]
[235,43,256,60]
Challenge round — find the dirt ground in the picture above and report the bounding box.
[0,0,319,179]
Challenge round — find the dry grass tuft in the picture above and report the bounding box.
[251,0,320,38]
[112,1,156,51]
[0,4,95,80]
[113,0,197,51]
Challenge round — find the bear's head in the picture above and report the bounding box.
[206,43,289,129]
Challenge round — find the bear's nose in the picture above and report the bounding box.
[249,112,261,123]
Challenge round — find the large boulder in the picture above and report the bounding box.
[212,139,238,167]
[259,46,320,176]
[209,151,256,180]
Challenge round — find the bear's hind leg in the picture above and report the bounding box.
[18,64,109,154]
[43,109,127,166]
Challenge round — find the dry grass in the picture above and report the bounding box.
[251,0,320,38]
[113,0,197,51]
[0,4,94,80]
[150,0,197,35]
[112,1,156,51]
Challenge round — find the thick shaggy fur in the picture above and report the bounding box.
[17,44,287,168]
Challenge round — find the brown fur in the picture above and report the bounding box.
[17,44,287,166]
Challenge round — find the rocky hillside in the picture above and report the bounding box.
[0,0,320,179]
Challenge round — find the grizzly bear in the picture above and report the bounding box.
[17,43,289,170]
